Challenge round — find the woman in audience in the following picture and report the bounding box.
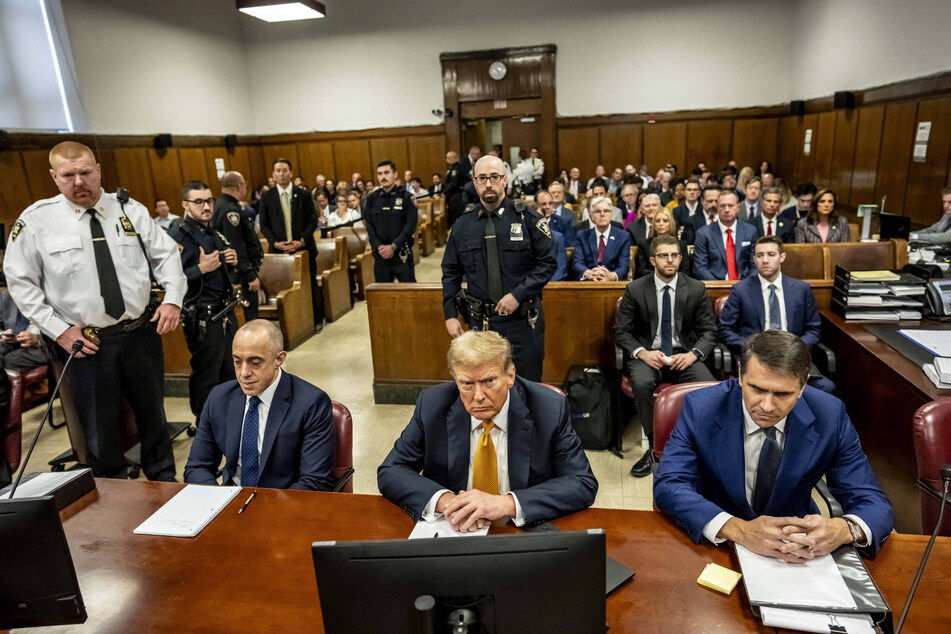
[326,192,363,228]
[794,188,851,243]
[777,178,797,212]
[335,181,349,196]
[758,160,773,176]
[322,180,336,200]
[556,169,570,189]
[633,207,689,277]
[664,178,686,211]
[737,166,756,194]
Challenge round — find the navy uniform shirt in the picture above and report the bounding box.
[169,217,232,305]
[363,186,418,262]
[441,197,556,319]
[213,193,262,284]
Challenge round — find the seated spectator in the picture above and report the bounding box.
[794,188,850,243]
[737,166,755,195]
[545,182,577,247]
[326,192,363,228]
[534,191,568,281]
[580,180,623,225]
[758,160,773,176]
[378,330,597,530]
[575,197,631,281]
[634,208,689,278]
[663,177,686,210]
[653,330,893,558]
[183,320,336,491]
[608,167,624,194]
[408,177,430,200]
[313,190,334,229]
[619,183,640,229]
[761,172,775,188]
[717,236,834,393]
[626,193,662,243]
[909,186,951,245]
[739,177,762,222]
[153,198,181,231]
[703,172,719,188]
[430,173,444,195]
[720,170,744,202]
[672,179,702,228]
[781,182,817,223]
[586,164,608,190]
[753,187,795,243]
[615,235,716,477]
[681,185,721,245]
[567,166,585,199]
[693,190,757,280]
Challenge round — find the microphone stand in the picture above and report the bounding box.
[6,339,84,499]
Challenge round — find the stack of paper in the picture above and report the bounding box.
[408,517,490,539]
[849,270,900,282]
[935,357,951,382]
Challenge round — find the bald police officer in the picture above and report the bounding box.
[213,171,262,320]
[4,141,186,480]
[442,155,557,381]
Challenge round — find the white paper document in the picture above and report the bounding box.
[0,469,89,499]
[760,607,874,633]
[408,516,490,539]
[133,485,241,537]
[735,544,856,609]
[899,329,951,356]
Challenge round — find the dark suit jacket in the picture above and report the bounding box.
[692,221,757,280]
[752,214,795,243]
[183,372,336,491]
[737,199,761,223]
[634,237,689,278]
[551,230,568,281]
[680,211,717,245]
[653,380,894,554]
[547,212,576,248]
[780,206,808,224]
[257,185,318,251]
[613,273,716,359]
[213,193,263,284]
[377,376,598,524]
[574,226,632,280]
[672,202,701,228]
[717,275,821,357]
[626,217,649,243]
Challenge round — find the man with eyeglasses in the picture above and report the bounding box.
[614,234,716,478]
[442,156,556,382]
[4,141,186,480]
[170,181,240,424]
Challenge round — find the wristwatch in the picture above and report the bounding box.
[842,517,864,544]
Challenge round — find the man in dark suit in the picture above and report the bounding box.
[654,331,893,560]
[780,182,817,224]
[459,146,480,181]
[574,196,632,281]
[626,193,661,243]
[672,179,702,228]
[737,177,762,222]
[184,320,336,491]
[443,151,465,227]
[567,166,586,200]
[257,158,323,332]
[535,191,568,281]
[693,190,757,281]
[378,330,597,531]
[547,182,576,227]
[615,235,717,478]
[681,185,720,245]
[717,236,834,393]
[752,187,795,243]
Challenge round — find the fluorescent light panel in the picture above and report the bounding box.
[239,2,325,22]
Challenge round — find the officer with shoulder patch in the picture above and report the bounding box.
[363,160,418,282]
[213,171,262,320]
[4,141,186,480]
[442,155,557,381]
[170,180,240,424]
[443,151,466,227]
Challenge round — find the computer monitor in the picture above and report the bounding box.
[880,212,911,241]
[313,530,606,633]
[0,497,87,629]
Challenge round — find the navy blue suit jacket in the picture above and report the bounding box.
[672,202,701,229]
[547,211,576,248]
[752,214,795,243]
[551,230,568,281]
[654,381,893,554]
[680,211,716,245]
[574,226,632,280]
[183,372,336,491]
[377,376,598,524]
[692,221,757,280]
[717,275,821,356]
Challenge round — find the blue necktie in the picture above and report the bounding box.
[241,395,261,487]
[752,426,782,515]
[768,284,782,331]
[660,286,673,356]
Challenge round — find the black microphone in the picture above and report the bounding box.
[6,339,85,499]
[896,464,951,633]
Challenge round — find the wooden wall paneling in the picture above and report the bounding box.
[830,109,859,199]
[538,52,557,168]
[848,106,885,207]
[369,138,409,178]
[795,114,819,185]
[112,148,156,210]
[557,127,599,176]
[451,55,542,103]
[98,149,119,193]
[19,149,60,201]
[730,118,779,170]
[260,144,300,180]
[811,111,837,189]
[442,60,462,154]
[0,152,34,227]
[904,96,951,225]
[500,117,540,164]
[332,140,371,185]
[875,101,918,214]
[407,135,447,186]
[296,142,335,184]
[598,125,643,174]
[643,122,686,175]
[202,145,253,196]
[147,149,184,214]
[685,120,732,173]
[247,144,267,188]
[775,116,802,182]
[178,147,210,191]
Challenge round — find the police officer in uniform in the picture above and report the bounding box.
[170,180,240,423]
[442,155,557,381]
[4,141,186,480]
[363,160,418,283]
[213,171,262,321]
[443,151,466,228]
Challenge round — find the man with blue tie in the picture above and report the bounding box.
[654,331,893,560]
[574,197,632,281]
[693,190,757,281]
[614,235,717,477]
[183,319,336,491]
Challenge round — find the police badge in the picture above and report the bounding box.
[395,198,403,209]
[227,211,240,226]
[510,223,524,242]
[119,216,137,236]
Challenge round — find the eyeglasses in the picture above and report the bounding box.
[653,253,682,261]
[186,198,215,207]
[474,174,505,185]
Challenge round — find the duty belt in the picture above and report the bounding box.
[81,311,149,345]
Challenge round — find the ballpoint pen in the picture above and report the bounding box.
[238,490,257,515]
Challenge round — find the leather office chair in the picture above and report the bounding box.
[912,398,951,536]
[651,381,721,462]
[331,401,354,494]
[540,383,565,396]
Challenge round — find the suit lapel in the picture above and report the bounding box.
[643,278,659,336]
[749,278,766,330]
[768,401,819,514]
[224,389,246,483]
[447,396,471,491]
[259,373,292,473]
[711,227,726,268]
[781,276,799,333]
[712,386,753,517]
[674,277,687,337]
[507,383,533,490]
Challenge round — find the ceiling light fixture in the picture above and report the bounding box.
[236,0,326,23]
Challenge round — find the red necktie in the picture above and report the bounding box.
[598,234,606,264]
[725,228,739,280]
[708,214,716,225]
[767,219,773,236]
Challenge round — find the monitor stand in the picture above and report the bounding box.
[415,594,493,633]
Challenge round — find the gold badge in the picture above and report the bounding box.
[82,326,100,346]
[395,198,404,209]
[535,217,552,239]
[227,211,240,226]
[119,217,137,236]
[10,219,25,242]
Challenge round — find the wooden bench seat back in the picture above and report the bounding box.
[781,244,830,280]
[314,237,352,322]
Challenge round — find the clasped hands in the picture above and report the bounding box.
[637,348,697,371]
[720,514,854,564]
[583,266,618,281]
[436,489,517,532]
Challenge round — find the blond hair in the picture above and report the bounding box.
[49,141,96,168]
[447,331,513,375]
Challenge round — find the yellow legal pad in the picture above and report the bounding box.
[697,563,742,594]
[849,270,900,281]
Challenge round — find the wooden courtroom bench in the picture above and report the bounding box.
[415,199,436,256]
[564,245,638,280]
[331,227,375,301]
[259,237,269,254]
[780,239,907,279]
[432,196,448,246]
[257,252,314,350]
[314,237,352,322]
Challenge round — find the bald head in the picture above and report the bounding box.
[473,155,505,176]
[234,319,284,356]
[220,171,246,190]
[446,151,459,164]
[232,320,286,396]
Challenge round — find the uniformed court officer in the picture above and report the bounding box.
[170,180,240,423]
[363,160,418,283]
[213,171,262,321]
[443,151,465,227]
[4,141,186,480]
[441,155,557,381]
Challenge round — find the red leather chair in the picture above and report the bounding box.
[540,383,566,396]
[1,365,51,478]
[912,398,951,536]
[331,401,354,493]
[651,381,720,462]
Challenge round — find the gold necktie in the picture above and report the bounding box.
[281,191,293,240]
[471,420,499,495]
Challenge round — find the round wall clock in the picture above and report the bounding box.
[488,61,507,81]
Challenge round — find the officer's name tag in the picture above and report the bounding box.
[510,223,524,241]
[119,217,137,236]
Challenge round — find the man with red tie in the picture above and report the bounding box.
[680,185,722,245]
[753,187,795,243]
[693,190,757,281]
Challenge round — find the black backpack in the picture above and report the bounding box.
[565,367,613,450]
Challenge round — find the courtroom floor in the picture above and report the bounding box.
[18,246,654,512]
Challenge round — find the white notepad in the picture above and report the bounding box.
[735,544,856,609]
[408,516,490,539]
[134,485,242,537]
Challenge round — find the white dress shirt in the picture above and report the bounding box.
[154,213,181,230]
[325,208,364,228]
[759,214,779,237]
[275,183,292,199]
[744,200,758,219]
[234,368,284,485]
[633,273,682,358]
[422,391,526,526]
[531,157,545,179]
[759,273,787,331]
[682,201,699,217]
